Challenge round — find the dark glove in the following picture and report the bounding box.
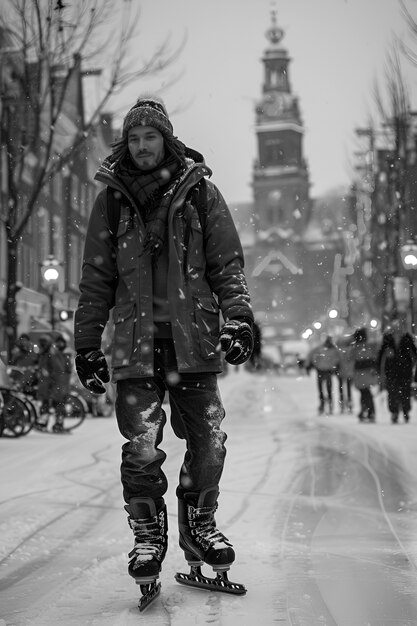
[219,319,253,365]
[75,350,110,394]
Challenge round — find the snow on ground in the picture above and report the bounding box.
[1,369,417,625]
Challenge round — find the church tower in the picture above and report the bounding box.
[248,9,312,340]
[253,10,310,240]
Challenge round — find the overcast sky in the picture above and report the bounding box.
[111,0,416,204]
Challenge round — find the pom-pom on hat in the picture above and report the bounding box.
[122,94,173,138]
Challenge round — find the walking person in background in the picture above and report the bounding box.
[378,316,417,423]
[305,335,340,414]
[351,327,379,422]
[336,335,355,413]
[36,334,72,433]
[9,333,38,393]
[54,334,73,425]
[73,95,253,607]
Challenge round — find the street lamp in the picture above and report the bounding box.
[40,256,63,330]
[400,241,417,335]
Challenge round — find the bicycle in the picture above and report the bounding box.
[33,392,88,433]
[4,366,88,435]
[0,387,35,437]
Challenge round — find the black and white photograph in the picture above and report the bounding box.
[2,0,417,624]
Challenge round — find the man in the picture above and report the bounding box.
[36,334,72,433]
[9,333,38,394]
[305,335,340,414]
[378,316,416,423]
[74,96,253,607]
[351,327,379,422]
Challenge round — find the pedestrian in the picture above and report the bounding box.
[305,335,340,414]
[351,327,379,422]
[54,334,73,420]
[74,95,253,606]
[9,333,38,393]
[36,334,72,433]
[377,316,417,423]
[336,335,355,413]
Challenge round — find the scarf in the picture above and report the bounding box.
[117,152,184,259]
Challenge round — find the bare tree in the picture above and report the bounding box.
[0,0,183,354]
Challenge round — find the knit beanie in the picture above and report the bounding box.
[111,94,186,165]
[122,95,174,138]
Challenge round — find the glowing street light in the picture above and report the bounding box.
[328,308,338,319]
[40,256,63,330]
[43,266,60,283]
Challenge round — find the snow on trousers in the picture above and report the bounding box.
[115,338,227,503]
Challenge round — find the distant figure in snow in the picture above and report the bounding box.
[305,335,340,414]
[378,317,416,423]
[351,327,379,423]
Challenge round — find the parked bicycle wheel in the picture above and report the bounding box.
[0,391,34,437]
[58,392,88,431]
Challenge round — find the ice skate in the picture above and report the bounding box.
[125,497,167,611]
[175,487,246,595]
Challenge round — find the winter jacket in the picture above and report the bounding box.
[305,343,340,373]
[337,344,355,380]
[74,158,253,380]
[37,346,72,402]
[378,331,416,382]
[351,341,379,390]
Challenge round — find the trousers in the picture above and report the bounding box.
[316,369,333,407]
[115,339,227,503]
[386,376,412,416]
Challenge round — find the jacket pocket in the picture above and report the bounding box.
[112,302,136,367]
[193,295,219,359]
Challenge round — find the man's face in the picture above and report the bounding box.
[127,125,165,170]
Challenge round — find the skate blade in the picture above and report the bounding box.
[175,568,246,595]
[137,581,161,612]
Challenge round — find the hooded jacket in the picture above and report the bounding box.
[74,155,253,381]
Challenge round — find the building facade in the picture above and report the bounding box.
[0,41,112,356]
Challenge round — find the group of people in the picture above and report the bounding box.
[9,332,73,432]
[305,316,417,423]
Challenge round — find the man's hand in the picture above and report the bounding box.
[219,320,253,366]
[75,350,110,394]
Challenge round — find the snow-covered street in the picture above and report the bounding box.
[2,369,417,625]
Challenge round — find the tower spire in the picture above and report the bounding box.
[266,4,284,46]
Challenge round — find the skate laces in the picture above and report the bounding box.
[188,504,232,550]
[128,514,165,564]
